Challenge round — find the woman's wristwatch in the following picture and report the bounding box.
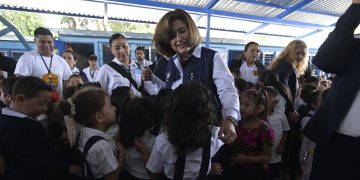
[225,116,238,127]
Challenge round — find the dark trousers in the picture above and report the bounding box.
[310,133,360,180]
[268,162,281,180]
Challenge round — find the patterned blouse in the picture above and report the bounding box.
[234,120,274,156]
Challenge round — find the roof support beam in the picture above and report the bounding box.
[234,0,288,9]
[297,29,322,39]
[245,23,269,36]
[0,15,32,50]
[205,13,211,48]
[245,0,316,36]
[0,27,12,37]
[204,0,219,9]
[103,0,334,31]
[236,0,339,17]
[208,9,331,30]
[204,0,218,47]
[276,0,315,19]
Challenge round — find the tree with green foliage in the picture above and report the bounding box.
[109,21,154,33]
[1,10,45,36]
[60,16,89,30]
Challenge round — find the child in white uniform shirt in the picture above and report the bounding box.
[83,54,99,82]
[264,86,290,180]
[70,87,124,180]
[146,82,224,180]
[119,97,159,179]
[300,90,322,180]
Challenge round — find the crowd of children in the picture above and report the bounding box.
[0,7,337,180]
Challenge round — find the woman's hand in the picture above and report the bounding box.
[210,163,223,175]
[218,118,237,144]
[141,67,152,81]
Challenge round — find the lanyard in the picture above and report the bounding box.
[39,54,53,74]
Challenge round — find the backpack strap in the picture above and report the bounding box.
[82,135,106,179]
[173,150,186,180]
[198,136,211,180]
[173,136,211,180]
[107,62,149,96]
[107,62,140,90]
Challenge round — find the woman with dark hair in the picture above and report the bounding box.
[146,81,224,179]
[142,8,239,144]
[229,42,266,84]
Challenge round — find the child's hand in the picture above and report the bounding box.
[276,144,285,154]
[68,165,81,176]
[210,163,223,175]
[230,153,248,165]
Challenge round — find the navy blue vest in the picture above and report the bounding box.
[165,47,222,123]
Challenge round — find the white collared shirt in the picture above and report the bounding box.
[83,67,99,82]
[338,90,360,137]
[78,127,118,178]
[146,127,224,179]
[239,60,258,84]
[268,110,290,164]
[124,131,156,179]
[2,108,30,119]
[71,67,80,74]
[136,59,153,69]
[95,58,142,96]
[144,45,240,120]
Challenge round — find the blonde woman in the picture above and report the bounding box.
[269,40,309,100]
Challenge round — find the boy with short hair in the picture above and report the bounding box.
[0,76,79,180]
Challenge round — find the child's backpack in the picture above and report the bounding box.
[76,135,105,180]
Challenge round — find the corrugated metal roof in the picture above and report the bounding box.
[283,11,338,26]
[257,24,315,37]
[302,0,351,15]
[0,0,356,48]
[212,0,285,18]
[151,0,211,8]
[255,0,302,7]
[197,16,263,32]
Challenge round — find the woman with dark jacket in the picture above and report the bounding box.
[228,42,266,84]
[269,40,309,101]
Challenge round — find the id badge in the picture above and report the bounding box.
[253,70,259,76]
[42,72,59,88]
